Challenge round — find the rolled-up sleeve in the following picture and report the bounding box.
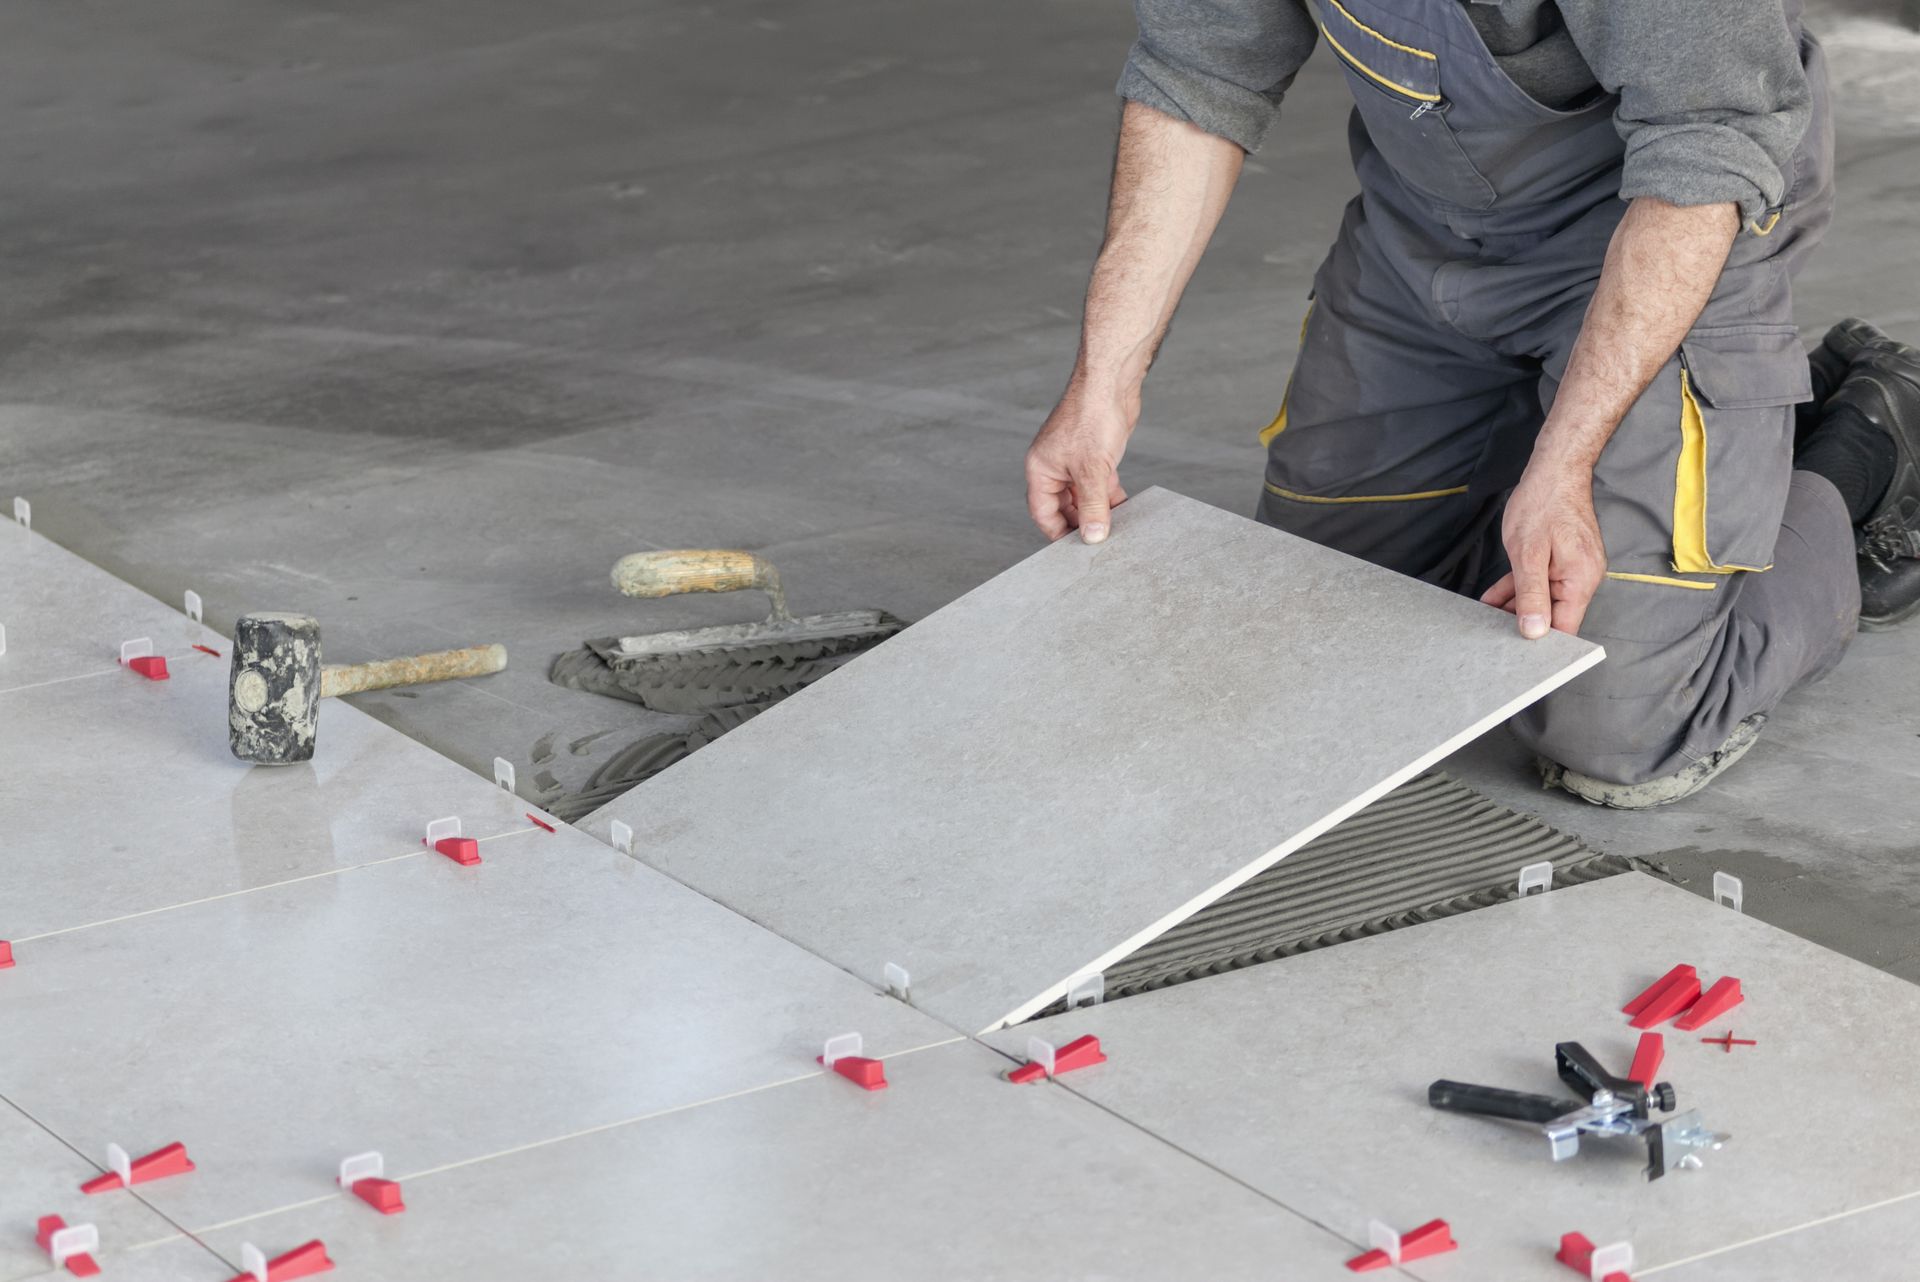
[1117,0,1319,153]
[1560,0,1811,222]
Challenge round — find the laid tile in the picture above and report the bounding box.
[984,875,1920,1279]
[0,643,533,941]
[0,1098,215,1282]
[0,825,958,1231]
[1651,1192,1920,1280]
[70,1236,237,1282]
[0,522,225,694]
[189,1040,1371,1281]
[585,487,1601,1032]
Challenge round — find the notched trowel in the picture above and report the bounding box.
[549,549,908,713]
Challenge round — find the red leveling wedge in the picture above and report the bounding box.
[1673,977,1743,1031]
[1624,965,1701,1029]
[1345,1219,1457,1271]
[1556,1231,1632,1281]
[35,1217,101,1278]
[81,1142,194,1194]
[224,1240,333,1282]
[433,836,480,866]
[816,1033,888,1090]
[350,1177,405,1214]
[1627,1032,1665,1089]
[818,1054,888,1090]
[1006,1035,1106,1084]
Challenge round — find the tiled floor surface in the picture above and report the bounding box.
[6,521,1914,1279]
[2,1,1917,1272]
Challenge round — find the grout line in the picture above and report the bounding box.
[2,1090,228,1266]
[13,825,540,944]
[0,665,127,697]
[11,850,428,943]
[0,644,217,700]
[172,1036,968,1240]
[963,1033,1405,1273]
[1638,1187,1920,1274]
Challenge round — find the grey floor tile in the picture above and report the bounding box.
[187,1040,1379,1282]
[67,1237,238,1282]
[1647,1191,1920,1280]
[0,1099,208,1282]
[2,1235,233,1282]
[984,874,1920,1280]
[0,523,225,695]
[0,823,959,1231]
[584,488,1600,1033]
[0,638,539,942]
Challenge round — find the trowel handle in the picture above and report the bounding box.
[610,550,790,621]
[319,644,508,698]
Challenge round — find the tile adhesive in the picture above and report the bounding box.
[1093,771,1646,1002]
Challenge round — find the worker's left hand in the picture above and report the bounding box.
[1480,454,1606,639]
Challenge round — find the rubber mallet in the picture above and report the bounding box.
[229,611,507,764]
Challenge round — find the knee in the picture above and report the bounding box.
[1510,576,1723,785]
[1509,680,1692,786]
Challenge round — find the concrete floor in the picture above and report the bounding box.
[1,2,1915,977]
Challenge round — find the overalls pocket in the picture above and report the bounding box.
[1669,325,1810,575]
[1313,0,1497,210]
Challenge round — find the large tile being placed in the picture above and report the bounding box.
[0,1098,220,1282]
[584,487,1601,1032]
[190,1040,1373,1282]
[984,875,1920,1279]
[0,825,959,1230]
[0,628,533,942]
[0,521,225,694]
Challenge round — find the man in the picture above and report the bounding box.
[1025,0,1920,807]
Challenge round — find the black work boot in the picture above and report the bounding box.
[1799,328,1850,446]
[1820,319,1920,629]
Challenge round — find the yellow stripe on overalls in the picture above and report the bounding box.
[1324,0,1436,61]
[1264,483,1468,504]
[1672,368,1772,574]
[1606,571,1717,591]
[1318,25,1442,102]
[1259,301,1317,447]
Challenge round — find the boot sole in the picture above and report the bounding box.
[1860,593,1920,631]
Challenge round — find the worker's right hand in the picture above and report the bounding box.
[1025,382,1133,544]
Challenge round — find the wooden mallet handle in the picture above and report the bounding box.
[319,643,508,698]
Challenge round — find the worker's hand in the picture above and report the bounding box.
[1026,381,1132,544]
[1480,454,1606,639]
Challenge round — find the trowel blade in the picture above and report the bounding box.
[610,609,896,659]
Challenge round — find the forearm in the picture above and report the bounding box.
[1072,100,1244,410]
[1534,197,1740,472]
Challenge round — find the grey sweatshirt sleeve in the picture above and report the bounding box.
[1116,0,1319,152]
[1557,0,1810,222]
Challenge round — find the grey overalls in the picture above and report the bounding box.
[1254,0,1860,785]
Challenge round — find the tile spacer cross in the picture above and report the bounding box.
[1700,1031,1757,1053]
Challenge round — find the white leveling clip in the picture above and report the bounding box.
[1518,860,1554,897]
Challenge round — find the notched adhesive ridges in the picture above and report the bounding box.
[1097,771,1646,1000]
